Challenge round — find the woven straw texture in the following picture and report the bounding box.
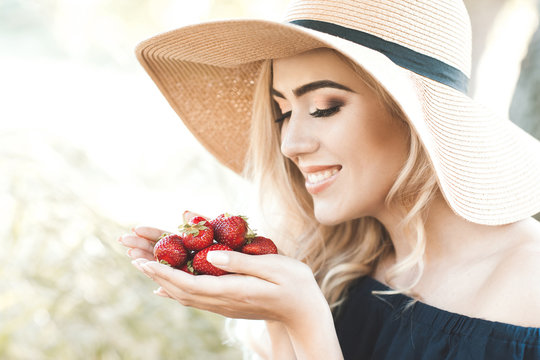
[284,0,472,76]
[135,0,540,225]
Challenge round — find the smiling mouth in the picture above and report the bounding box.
[302,165,342,195]
[305,167,340,184]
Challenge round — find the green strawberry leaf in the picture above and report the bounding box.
[187,260,196,274]
[246,227,257,239]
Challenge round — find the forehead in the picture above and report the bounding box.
[272,48,360,92]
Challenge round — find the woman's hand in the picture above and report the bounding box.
[131,251,343,359]
[119,211,343,359]
[132,252,320,322]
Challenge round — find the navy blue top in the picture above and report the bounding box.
[334,276,540,359]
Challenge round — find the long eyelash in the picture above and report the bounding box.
[310,105,341,118]
[274,105,341,123]
[274,110,292,123]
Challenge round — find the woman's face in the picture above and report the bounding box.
[272,48,410,225]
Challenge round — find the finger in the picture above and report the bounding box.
[139,261,207,303]
[153,286,172,298]
[151,274,247,310]
[131,258,154,278]
[133,226,169,242]
[154,274,280,320]
[140,260,236,297]
[139,260,187,283]
[132,258,150,269]
[140,260,204,289]
[206,251,304,284]
[151,276,211,307]
[127,248,154,260]
[119,234,155,253]
[139,260,280,308]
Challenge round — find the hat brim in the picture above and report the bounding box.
[136,19,540,225]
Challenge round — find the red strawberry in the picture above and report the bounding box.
[179,220,214,251]
[210,213,249,249]
[153,234,188,268]
[183,210,204,224]
[192,244,233,276]
[189,216,209,225]
[240,236,278,255]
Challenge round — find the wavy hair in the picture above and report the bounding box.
[243,49,439,311]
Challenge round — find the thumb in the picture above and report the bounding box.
[206,250,302,283]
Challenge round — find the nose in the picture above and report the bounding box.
[280,115,319,160]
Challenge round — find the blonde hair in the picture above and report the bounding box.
[243,49,439,311]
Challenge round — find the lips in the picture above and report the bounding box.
[306,167,340,184]
[300,165,342,194]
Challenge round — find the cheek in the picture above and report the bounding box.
[356,110,409,162]
[333,121,383,161]
[343,119,409,190]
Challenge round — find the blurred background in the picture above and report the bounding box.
[0,0,538,359]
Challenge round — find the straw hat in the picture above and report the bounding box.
[135,0,540,226]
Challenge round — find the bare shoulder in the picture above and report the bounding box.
[497,217,540,273]
[480,217,540,327]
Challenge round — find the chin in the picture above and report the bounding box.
[313,201,374,226]
[313,207,349,226]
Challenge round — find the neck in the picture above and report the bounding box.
[373,190,524,285]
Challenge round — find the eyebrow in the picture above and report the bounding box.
[271,80,355,99]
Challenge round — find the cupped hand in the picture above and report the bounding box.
[123,216,343,359]
[131,251,328,326]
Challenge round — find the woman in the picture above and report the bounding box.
[120,0,540,358]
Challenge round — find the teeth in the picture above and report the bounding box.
[306,168,339,184]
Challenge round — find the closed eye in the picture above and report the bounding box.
[274,105,342,123]
[310,105,341,118]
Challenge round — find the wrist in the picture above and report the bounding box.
[265,320,296,360]
[283,295,343,360]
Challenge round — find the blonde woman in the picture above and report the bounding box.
[120,0,540,358]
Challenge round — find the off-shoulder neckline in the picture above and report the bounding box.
[358,276,540,344]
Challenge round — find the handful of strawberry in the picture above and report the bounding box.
[153,212,278,276]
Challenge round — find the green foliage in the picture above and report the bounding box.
[0,132,242,359]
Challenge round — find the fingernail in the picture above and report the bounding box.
[126,248,132,257]
[153,287,168,297]
[207,251,230,266]
[131,259,142,270]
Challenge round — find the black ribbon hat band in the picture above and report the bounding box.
[290,19,470,95]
